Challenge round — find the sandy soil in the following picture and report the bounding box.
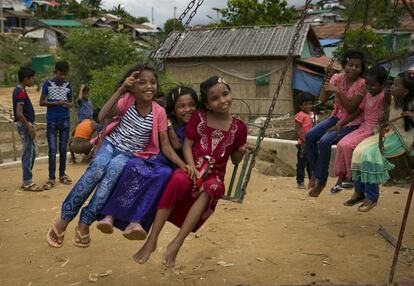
[0,160,413,286]
[0,86,46,118]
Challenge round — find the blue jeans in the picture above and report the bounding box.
[354,180,379,202]
[16,122,36,185]
[296,144,311,184]
[61,140,134,225]
[305,116,359,185]
[47,118,70,180]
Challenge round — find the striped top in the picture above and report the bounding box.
[107,104,153,153]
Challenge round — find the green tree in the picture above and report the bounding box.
[59,28,144,97]
[82,0,103,10]
[220,0,296,26]
[108,5,149,24]
[163,18,184,34]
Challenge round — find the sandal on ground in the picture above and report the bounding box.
[123,224,147,240]
[72,227,91,248]
[59,175,72,185]
[358,200,377,212]
[42,180,55,190]
[46,224,65,248]
[343,194,365,206]
[330,184,344,194]
[21,183,43,192]
[96,219,114,234]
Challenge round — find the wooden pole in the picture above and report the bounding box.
[388,174,414,285]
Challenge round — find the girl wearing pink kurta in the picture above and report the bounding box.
[333,66,390,192]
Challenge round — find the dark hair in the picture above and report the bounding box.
[365,65,388,85]
[115,63,159,93]
[297,91,314,106]
[199,76,231,109]
[82,85,90,93]
[341,49,366,76]
[18,67,35,82]
[398,70,414,131]
[55,60,70,73]
[166,85,198,117]
[92,108,100,121]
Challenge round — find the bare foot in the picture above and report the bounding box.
[96,216,114,234]
[162,240,182,268]
[123,222,147,240]
[133,240,157,264]
[308,176,316,189]
[308,182,325,197]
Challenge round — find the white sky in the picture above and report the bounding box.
[101,0,308,28]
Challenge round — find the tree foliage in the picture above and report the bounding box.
[81,0,103,10]
[109,5,149,24]
[163,18,184,34]
[220,0,296,26]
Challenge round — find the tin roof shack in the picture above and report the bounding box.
[156,24,323,117]
[24,26,67,48]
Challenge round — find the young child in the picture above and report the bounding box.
[306,49,367,197]
[13,67,42,192]
[46,64,192,248]
[77,84,93,123]
[294,92,314,189]
[134,76,248,268]
[69,108,101,164]
[332,65,389,194]
[40,60,73,190]
[96,86,198,239]
[346,70,414,212]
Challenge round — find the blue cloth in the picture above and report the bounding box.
[305,116,359,185]
[100,124,186,232]
[41,78,72,122]
[12,85,35,123]
[296,144,311,185]
[354,180,379,202]
[77,99,93,123]
[292,69,324,97]
[47,118,70,180]
[16,122,36,184]
[61,140,134,225]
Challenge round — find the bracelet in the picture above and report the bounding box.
[167,119,173,129]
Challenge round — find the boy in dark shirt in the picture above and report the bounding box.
[13,67,42,192]
[40,61,73,190]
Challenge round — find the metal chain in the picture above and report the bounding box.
[387,0,400,73]
[146,0,205,71]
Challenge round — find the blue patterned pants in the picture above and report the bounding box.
[61,140,134,225]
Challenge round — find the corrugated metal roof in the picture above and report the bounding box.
[39,19,82,27]
[156,24,311,59]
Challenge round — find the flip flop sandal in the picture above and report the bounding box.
[59,175,72,185]
[343,194,365,206]
[341,181,354,189]
[358,201,377,212]
[330,184,344,194]
[72,227,91,248]
[42,180,55,190]
[21,183,43,192]
[46,224,65,248]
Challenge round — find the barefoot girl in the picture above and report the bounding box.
[346,70,414,212]
[96,86,198,239]
[46,64,192,248]
[134,76,248,267]
[306,49,367,197]
[332,65,389,193]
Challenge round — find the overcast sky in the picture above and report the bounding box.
[101,0,307,28]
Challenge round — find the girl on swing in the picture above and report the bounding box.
[133,76,248,267]
[306,49,367,197]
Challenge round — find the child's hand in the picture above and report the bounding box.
[182,164,198,183]
[121,71,140,92]
[28,127,36,140]
[402,111,414,120]
[238,143,252,154]
[325,84,339,94]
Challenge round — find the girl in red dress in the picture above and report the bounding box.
[133,76,248,267]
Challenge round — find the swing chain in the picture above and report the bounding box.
[387,0,400,73]
[149,0,205,71]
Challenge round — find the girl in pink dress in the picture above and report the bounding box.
[133,76,248,267]
[332,66,390,192]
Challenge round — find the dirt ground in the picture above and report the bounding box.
[0,160,413,286]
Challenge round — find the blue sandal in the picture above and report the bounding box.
[330,184,343,194]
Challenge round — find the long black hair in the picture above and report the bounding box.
[199,76,231,109]
[166,85,198,119]
[341,49,366,76]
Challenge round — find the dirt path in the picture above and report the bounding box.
[0,161,413,285]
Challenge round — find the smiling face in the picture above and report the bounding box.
[365,74,384,95]
[300,100,313,114]
[174,94,197,124]
[344,58,362,81]
[132,70,158,103]
[205,83,232,114]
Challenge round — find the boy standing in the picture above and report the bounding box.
[294,92,315,189]
[13,67,42,192]
[40,61,73,190]
[77,84,93,123]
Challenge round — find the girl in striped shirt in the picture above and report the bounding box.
[46,64,195,248]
